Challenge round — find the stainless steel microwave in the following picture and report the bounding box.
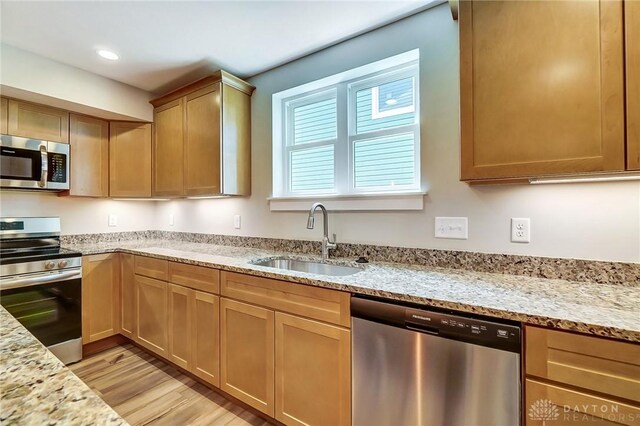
[0,135,69,191]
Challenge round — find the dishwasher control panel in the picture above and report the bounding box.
[404,307,521,352]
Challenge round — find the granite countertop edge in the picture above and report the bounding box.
[66,240,640,343]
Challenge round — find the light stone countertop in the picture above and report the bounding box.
[0,306,127,426]
[65,239,640,343]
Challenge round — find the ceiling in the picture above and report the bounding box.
[0,1,437,95]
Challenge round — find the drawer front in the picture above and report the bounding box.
[168,261,219,294]
[134,256,168,281]
[526,326,640,402]
[526,379,640,426]
[221,271,350,328]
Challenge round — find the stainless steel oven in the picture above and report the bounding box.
[0,217,82,364]
[1,134,70,191]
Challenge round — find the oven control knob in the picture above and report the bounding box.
[44,261,56,270]
[58,260,68,268]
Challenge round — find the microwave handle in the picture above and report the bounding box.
[39,144,48,188]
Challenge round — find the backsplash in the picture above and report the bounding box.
[61,231,639,286]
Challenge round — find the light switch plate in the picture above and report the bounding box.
[233,215,241,229]
[435,217,468,239]
[108,214,118,227]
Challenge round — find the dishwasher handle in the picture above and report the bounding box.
[405,321,439,335]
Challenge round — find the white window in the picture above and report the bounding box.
[272,50,421,201]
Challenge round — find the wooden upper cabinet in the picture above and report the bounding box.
[7,99,69,143]
[82,254,120,343]
[153,99,184,197]
[150,70,254,197]
[109,121,152,197]
[459,0,625,181]
[626,0,640,170]
[184,85,221,196]
[69,114,109,197]
[1,97,8,134]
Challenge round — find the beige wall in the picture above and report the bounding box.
[155,4,640,263]
[1,5,638,262]
[0,43,153,121]
[0,192,157,235]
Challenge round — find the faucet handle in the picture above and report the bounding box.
[327,233,337,249]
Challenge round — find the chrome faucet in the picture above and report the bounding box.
[306,202,336,261]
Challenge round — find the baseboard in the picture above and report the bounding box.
[82,334,130,357]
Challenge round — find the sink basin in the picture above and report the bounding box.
[251,257,363,277]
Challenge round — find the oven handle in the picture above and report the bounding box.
[0,269,81,290]
[39,144,48,188]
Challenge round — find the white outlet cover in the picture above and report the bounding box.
[108,214,118,227]
[169,214,175,226]
[233,215,241,229]
[435,217,468,240]
[511,218,531,243]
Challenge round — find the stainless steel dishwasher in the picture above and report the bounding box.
[352,296,521,426]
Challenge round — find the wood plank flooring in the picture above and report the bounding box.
[70,344,272,426]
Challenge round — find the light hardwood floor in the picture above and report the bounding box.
[70,344,273,426]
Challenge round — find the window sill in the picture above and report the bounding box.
[268,191,426,212]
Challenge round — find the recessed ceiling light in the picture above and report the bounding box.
[97,49,119,61]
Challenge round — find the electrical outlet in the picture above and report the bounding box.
[108,214,118,227]
[233,215,241,229]
[169,214,174,226]
[511,218,530,243]
[435,217,468,239]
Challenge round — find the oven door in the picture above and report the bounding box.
[0,135,48,189]
[0,268,82,363]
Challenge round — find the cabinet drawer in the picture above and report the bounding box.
[221,271,350,327]
[526,379,640,426]
[526,326,640,402]
[168,262,219,294]
[134,256,168,281]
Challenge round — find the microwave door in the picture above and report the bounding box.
[0,137,47,189]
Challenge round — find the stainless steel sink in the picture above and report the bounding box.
[251,257,363,277]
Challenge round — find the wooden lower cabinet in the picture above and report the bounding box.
[220,298,275,416]
[135,275,168,357]
[275,313,351,426]
[82,254,120,343]
[120,254,136,339]
[168,284,191,369]
[526,379,640,426]
[191,290,220,386]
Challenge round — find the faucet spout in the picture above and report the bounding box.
[306,202,336,261]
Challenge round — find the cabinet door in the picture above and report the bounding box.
[220,298,274,416]
[69,114,109,197]
[626,0,640,170]
[526,379,640,426]
[7,99,69,143]
[120,253,136,339]
[184,85,221,196]
[460,0,625,181]
[153,99,184,196]
[135,275,168,357]
[82,254,120,343]
[275,313,351,426]
[221,84,251,195]
[191,291,220,386]
[109,122,152,197]
[168,284,192,370]
[1,97,7,134]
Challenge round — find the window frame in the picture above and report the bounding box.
[273,50,421,199]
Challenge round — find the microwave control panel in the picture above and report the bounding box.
[48,153,67,183]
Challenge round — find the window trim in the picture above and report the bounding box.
[272,49,422,201]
